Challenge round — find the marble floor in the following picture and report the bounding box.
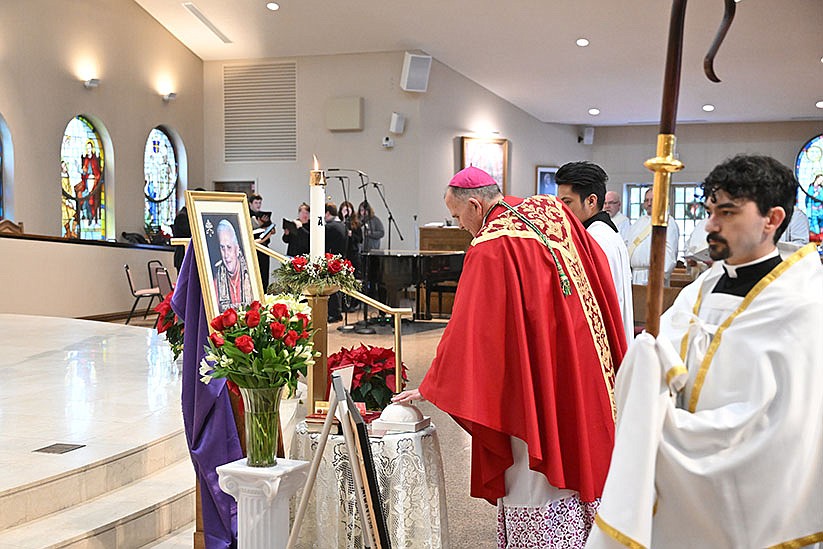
[0,314,193,548]
[0,312,496,548]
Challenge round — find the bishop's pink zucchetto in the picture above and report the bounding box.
[449,166,497,189]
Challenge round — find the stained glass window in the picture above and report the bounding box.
[143,128,178,236]
[61,116,106,240]
[0,139,4,219]
[795,134,823,241]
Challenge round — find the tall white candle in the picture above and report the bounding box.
[309,156,326,260]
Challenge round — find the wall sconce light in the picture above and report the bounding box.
[83,78,100,89]
[162,92,177,102]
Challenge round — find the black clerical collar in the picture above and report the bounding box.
[583,211,618,232]
[712,249,781,297]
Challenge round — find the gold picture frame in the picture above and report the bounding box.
[535,166,559,196]
[185,190,265,325]
[460,136,509,195]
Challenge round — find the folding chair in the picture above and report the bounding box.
[147,259,163,289]
[124,264,162,324]
[155,266,174,297]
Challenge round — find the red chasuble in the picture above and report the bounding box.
[419,195,627,503]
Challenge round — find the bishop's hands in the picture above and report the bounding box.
[391,388,424,404]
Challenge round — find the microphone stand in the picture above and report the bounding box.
[371,182,404,250]
[326,173,358,332]
[354,173,378,333]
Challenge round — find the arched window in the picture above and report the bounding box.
[796,134,823,241]
[143,127,178,235]
[61,116,106,240]
[0,139,4,219]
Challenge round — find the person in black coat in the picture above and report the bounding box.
[325,202,347,322]
[282,202,311,257]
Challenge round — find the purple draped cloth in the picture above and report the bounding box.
[172,245,242,548]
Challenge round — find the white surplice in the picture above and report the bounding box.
[588,220,634,344]
[610,212,632,240]
[587,244,823,548]
[624,215,679,285]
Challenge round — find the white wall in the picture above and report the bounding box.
[0,0,204,237]
[592,121,822,192]
[204,52,593,251]
[417,59,593,227]
[0,237,174,318]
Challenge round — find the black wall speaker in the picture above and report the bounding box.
[400,52,432,93]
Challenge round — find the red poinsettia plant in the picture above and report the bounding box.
[328,344,408,411]
[154,291,184,360]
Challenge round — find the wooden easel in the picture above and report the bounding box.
[287,373,391,549]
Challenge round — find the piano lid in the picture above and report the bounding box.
[363,249,465,257]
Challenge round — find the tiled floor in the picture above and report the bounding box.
[3,311,497,547]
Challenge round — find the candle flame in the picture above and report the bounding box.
[313,154,319,171]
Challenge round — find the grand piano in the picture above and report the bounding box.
[362,250,465,319]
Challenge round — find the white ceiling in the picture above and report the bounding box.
[135,0,823,126]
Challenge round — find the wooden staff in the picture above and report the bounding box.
[642,0,736,336]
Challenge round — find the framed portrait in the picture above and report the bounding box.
[185,190,265,324]
[535,166,559,196]
[461,137,509,194]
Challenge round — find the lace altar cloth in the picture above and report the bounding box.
[497,496,599,549]
[291,422,449,548]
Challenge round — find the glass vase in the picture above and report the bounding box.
[238,386,284,467]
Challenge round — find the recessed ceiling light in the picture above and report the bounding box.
[576,38,590,47]
[816,100,823,109]
[588,108,600,116]
[266,2,280,10]
[702,104,715,112]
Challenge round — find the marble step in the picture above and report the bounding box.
[0,459,195,549]
[0,430,189,531]
[138,523,195,549]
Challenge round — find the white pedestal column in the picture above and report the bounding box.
[216,458,310,549]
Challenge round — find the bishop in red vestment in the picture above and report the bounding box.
[394,167,626,548]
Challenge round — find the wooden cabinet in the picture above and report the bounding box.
[419,226,472,252]
[418,227,471,316]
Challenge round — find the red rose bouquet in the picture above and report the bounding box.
[154,291,184,360]
[328,344,408,411]
[271,253,359,295]
[199,294,318,395]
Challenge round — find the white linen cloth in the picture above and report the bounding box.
[588,245,823,548]
[588,220,634,343]
[290,422,449,548]
[624,215,679,285]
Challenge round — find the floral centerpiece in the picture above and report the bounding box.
[199,293,318,466]
[328,344,408,411]
[270,253,359,296]
[154,291,184,360]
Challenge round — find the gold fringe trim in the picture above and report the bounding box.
[594,515,647,549]
[767,531,823,548]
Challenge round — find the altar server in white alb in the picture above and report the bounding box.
[556,161,634,344]
[603,191,632,238]
[624,187,679,284]
[587,154,823,548]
